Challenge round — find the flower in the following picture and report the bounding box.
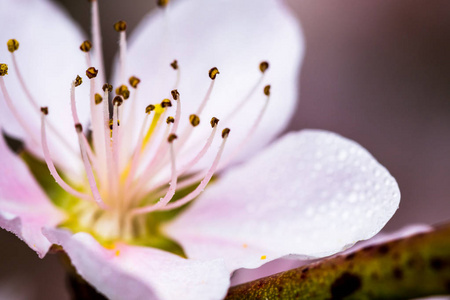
[0,0,400,299]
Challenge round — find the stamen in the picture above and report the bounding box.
[102,83,115,191]
[170,60,180,89]
[198,67,219,115]
[80,40,93,69]
[87,68,107,185]
[90,0,105,84]
[224,61,269,123]
[40,108,91,201]
[0,70,39,147]
[131,134,178,215]
[114,20,128,85]
[6,40,79,157]
[157,0,170,7]
[69,77,99,173]
[75,123,108,209]
[220,85,271,170]
[170,89,181,134]
[176,67,218,148]
[137,128,230,214]
[122,107,153,189]
[115,85,130,100]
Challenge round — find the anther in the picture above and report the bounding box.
[95,93,103,105]
[75,123,83,133]
[171,89,179,101]
[189,114,200,127]
[170,60,178,70]
[102,83,113,92]
[210,117,220,128]
[115,85,130,100]
[263,85,271,96]
[259,61,269,73]
[161,99,172,108]
[145,104,156,114]
[0,64,8,76]
[113,96,123,106]
[168,133,177,143]
[129,76,141,89]
[157,0,170,7]
[74,75,83,87]
[7,39,19,53]
[166,116,175,124]
[40,107,49,115]
[222,128,231,138]
[80,40,92,52]
[113,20,127,32]
[209,67,220,80]
[86,67,98,79]
[109,119,120,130]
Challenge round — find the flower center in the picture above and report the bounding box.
[0,1,272,247]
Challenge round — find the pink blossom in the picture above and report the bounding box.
[0,0,400,299]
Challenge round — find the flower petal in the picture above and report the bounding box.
[44,228,230,300]
[0,135,64,257]
[116,0,304,169]
[165,130,400,271]
[0,0,90,174]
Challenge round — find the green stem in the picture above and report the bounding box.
[226,224,450,300]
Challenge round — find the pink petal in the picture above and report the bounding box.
[0,136,64,257]
[165,130,400,272]
[231,224,432,286]
[44,228,230,300]
[114,0,304,169]
[0,0,90,174]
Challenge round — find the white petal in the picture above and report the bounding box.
[0,0,90,174]
[165,130,400,271]
[0,135,64,257]
[44,229,230,300]
[115,0,304,171]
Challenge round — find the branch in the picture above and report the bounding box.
[226,224,450,299]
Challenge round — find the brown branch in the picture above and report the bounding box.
[226,224,450,299]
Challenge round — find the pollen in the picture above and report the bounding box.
[243,244,248,248]
[189,114,200,127]
[261,255,267,260]
[102,83,113,92]
[113,96,123,106]
[210,117,219,128]
[40,106,49,115]
[263,85,271,96]
[74,75,83,87]
[171,89,179,100]
[222,128,231,138]
[113,20,127,32]
[0,64,8,76]
[170,60,178,70]
[79,40,92,52]
[157,0,170,7]
[115,250,120,257]
[86,67,98,79]
[129,76,141,89]
[259,61,269,73]
[145,104,156,114]
[94,93,103,105]
[161,98,172,108]
[168,133,177,143]
[116,85,130,100]
[7,39,19,53]
[208,67,220,80]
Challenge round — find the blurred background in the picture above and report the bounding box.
[1,0,449,298]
